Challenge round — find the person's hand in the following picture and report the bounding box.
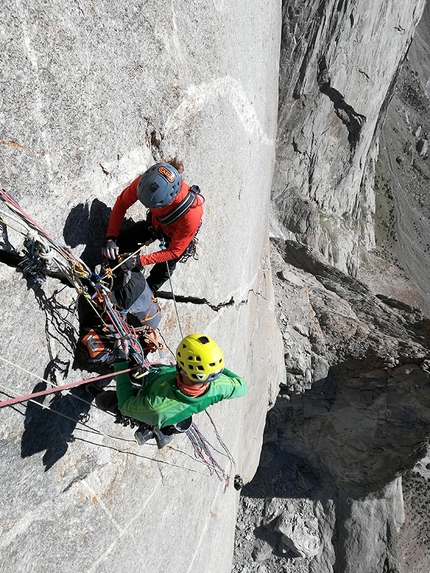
[120,253,143,271]
[113,337,129,360]
[102,238,119,259]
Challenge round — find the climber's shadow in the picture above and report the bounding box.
[29,279,78,355]
[63,198,112,270]
[20,359,97,471]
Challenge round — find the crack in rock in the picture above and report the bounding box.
[317,56,366,150]
[157,291,235,311]
[99,163,112,178]
[157,289,266,311]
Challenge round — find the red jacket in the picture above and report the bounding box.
[106,176,204,266]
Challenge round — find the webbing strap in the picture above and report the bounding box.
[154,185,200,226]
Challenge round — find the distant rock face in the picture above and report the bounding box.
[272,0,426,276]
[233,239,430,573]
[273,240,430,491]
[377,1,430,316]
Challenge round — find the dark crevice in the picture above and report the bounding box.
[317,56,366,151]
[156,289,266,311]
[143,118,164,162]
[358,69,370,80]
[99,163,112,177]
[0,249,22,267]
[156,291,235,311]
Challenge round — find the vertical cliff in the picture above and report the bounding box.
[2,1,430,572]
[233,1,430,573]
[272,0,425,276]
[0,2,284,573]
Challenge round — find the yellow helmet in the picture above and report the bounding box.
[176,334,224,382]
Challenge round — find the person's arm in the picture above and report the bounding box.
[138,201,202,266]
[114,362,163,426]
[220,368,248,398]
[106,177,140,239]
[114,361,135,403]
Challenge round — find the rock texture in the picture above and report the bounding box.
[0,2,284,573]
[232,2,430,572]
[272,0,425,276]
[233,239,430,573]
[377,0,430,317]
[2,1,430,572]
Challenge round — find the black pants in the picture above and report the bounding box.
[116,220,178,293]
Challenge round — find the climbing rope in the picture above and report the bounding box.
[185,421,234,491]
[0,354,230,479]
[0,188,91,286]
[1,189,238,488]
[163,244,184,340]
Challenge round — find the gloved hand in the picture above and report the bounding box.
[102,238,119,259]
[113,337,129,360]
[120,253,143,271]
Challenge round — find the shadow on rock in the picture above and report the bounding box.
[21,361,95,471]
[63,198,112,269]
[29,280,78,357]
[241,428,323,501]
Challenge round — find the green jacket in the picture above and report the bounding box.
[115,362,248,428]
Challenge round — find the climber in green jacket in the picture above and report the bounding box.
[90,333,248,448]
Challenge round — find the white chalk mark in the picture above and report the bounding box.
[164,76,273,146]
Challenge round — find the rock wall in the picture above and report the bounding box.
[234,239,430,573]
[377,0,430,315]
[272,0,425,276]
[233,2,430,573]
[0,2,284,573]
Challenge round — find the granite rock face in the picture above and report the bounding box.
[233,239,430,573]
[272,0,426,276]
[0,2,284,573]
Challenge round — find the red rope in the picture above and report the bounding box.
[0,366,134,408]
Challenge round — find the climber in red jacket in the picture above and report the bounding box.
[102,158,204,292]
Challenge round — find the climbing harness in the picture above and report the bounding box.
[179,226,200,264]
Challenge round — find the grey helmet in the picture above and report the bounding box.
[137,163,181,208]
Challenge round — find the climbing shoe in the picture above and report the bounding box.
[153,427,174,449]
[135,425,154,446]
